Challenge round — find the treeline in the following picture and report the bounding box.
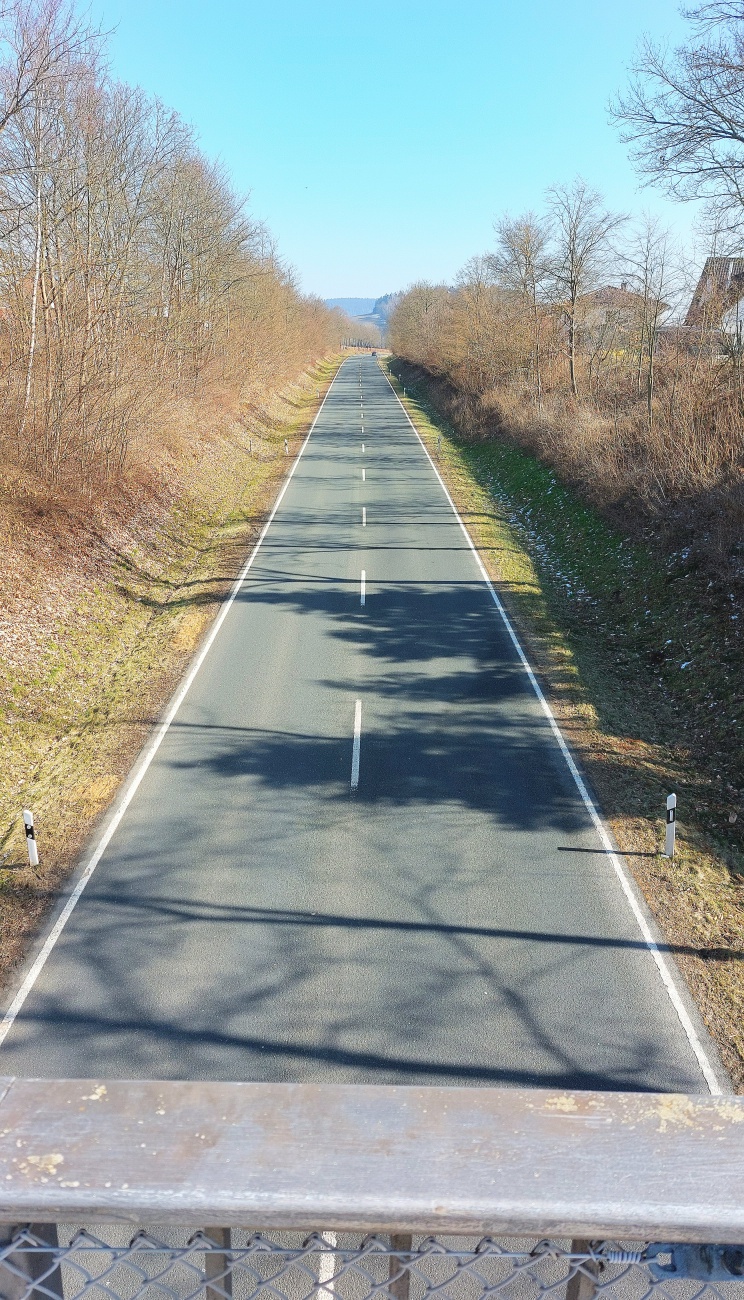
[390,2,744,573]
[390,199,743,540]
[0,1,343,489]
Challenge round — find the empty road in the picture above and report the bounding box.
[0,356,721,1090]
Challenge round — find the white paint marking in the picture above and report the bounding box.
[360,569,366,606]
[381,367,723,1095]
[362,507,366,527]
[362,467,365,482]
[351,700,362,790]
[361,442,365,453]
[0,364,345,1048]
[317,1234,337,1294]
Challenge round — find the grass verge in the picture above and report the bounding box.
[386,358,744,1092]
[0,355,342,996]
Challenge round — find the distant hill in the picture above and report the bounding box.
[356,293,402,340]
[371,292,402,322]
[325,292,402,341]
[324,297,376,317]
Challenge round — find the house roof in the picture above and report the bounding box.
[578,286,649,309]
[684,256,744,326]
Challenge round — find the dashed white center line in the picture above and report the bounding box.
[362,506,366,527]
[361,442,365,452]
[317,1234,337,1294]
[351,700,362,790]
[360,569,366,605]
[362,467,365,481]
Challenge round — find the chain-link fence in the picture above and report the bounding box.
[3,1228,744,1300]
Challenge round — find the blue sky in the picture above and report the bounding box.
[89,0,703,298]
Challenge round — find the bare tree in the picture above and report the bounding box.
[611,3,744,235]
[387,281,452,372]
[546,178,625,395]
[0,1,102,138]
[622,215,678,429]
[0,1,342,487]
[449,257,531,395]
[489,211,552,408]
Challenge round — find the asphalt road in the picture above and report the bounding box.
[0,357,719,1089]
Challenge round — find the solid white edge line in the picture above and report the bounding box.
[382,369,723,1096]
[360,569,366,607]
[350,699,362,790]
[0,361,345,1048]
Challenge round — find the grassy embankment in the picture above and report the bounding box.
[0,355,342,993]
[386,358,744,1091]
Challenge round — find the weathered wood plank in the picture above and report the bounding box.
[0,1078,742,1240]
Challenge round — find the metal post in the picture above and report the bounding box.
[565,1240,599,1300]
[664,793,677,858]
[23,810,39,867]
[0,1224,63,1300]
[388,1234,412,1300]
[204,1228,232,1300]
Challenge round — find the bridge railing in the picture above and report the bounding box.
[1,1077,743,1300]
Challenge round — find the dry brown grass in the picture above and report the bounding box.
[390,278,744,589]
[0,356,341,995]
[404,355,744,594]
[390,360,744,1091]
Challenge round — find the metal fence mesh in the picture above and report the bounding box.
[2,1230,744,1300]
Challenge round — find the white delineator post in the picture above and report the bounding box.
[23,810,39,867]
[664,793,677,858]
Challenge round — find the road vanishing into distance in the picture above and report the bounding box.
[0,356,720,1090]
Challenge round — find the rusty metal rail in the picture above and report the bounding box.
[1,1078,743,1238]
[0,1078,743,1299]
